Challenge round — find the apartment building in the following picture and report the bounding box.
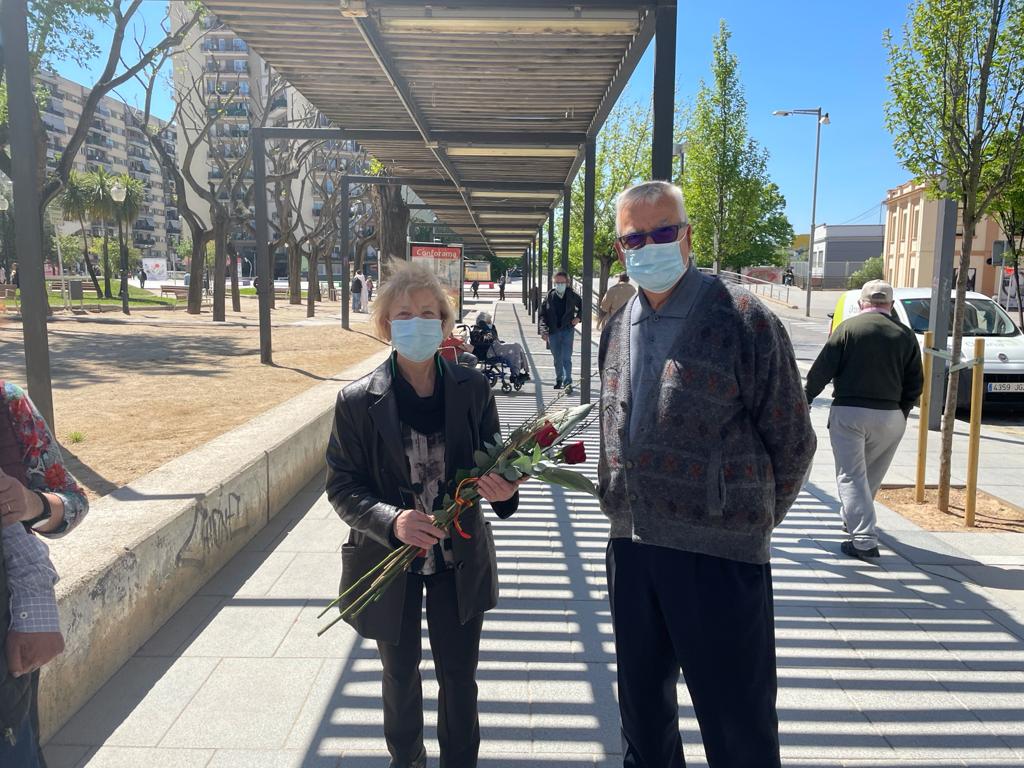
[171,4,367,279]
[883,180,1005,297]
[37,71,181,267]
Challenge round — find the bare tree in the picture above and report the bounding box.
[0,1,202,214]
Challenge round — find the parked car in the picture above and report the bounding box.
[829,287,1024,408]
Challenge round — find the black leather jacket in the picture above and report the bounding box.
[325,356,518,644]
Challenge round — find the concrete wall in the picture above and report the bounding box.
[39,350,388,741]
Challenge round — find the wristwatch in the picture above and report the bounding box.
[27,491,52,528]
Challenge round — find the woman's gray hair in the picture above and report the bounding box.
[371,260,457,341]
[614,181,688,233]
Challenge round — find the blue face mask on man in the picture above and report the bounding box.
[391,317,443,362]
[624,239,687,294]
[554,283,567,297]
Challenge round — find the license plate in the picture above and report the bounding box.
[987,382,1024,392]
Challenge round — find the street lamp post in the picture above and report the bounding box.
[672,141,689,189]
[110,180,130,315]
[773,108,829,318]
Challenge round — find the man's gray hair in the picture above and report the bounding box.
[614,181,688,234]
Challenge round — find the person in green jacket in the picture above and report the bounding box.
[805,280,924,559]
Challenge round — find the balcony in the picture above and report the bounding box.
[133,234,156,247]
[201,38,247,53]
[44,101,66,117]
[135,219,156,232]
[270,96,288,111]
[86,133,115,149]
[208,104,249,118]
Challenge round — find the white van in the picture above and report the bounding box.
[829,287,1024,408]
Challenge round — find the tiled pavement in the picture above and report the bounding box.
[45,298,1024,767]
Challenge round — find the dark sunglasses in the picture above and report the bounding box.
[616,223,685,251]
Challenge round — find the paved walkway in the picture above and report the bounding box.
[45,298,1024,767]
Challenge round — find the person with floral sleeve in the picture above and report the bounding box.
[1,381,89,767]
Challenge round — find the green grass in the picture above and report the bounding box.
[239,287,309,298]
[41,285,176,308]
[68,431,85,444]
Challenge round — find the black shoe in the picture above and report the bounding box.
[841,540,880,560]
[842,522,848,533]
[388,748,427,768]
[554,381,563,390]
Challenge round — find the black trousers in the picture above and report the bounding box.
[606,539,780,768]
[377,569,484,768]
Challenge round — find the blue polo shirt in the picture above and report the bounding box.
[629,264,713,442]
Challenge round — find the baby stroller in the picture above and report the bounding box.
[465,324,525,393]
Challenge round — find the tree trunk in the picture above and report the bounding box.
[79,219,103,297]
[187,228,206,315]
[324,247,336,301]
[102,229,113,298]
[937,206,975,512]
[598,253,614,303]
[373,184,410,282]
[306,248,319,318]
[212,214,227,322]
[228,243,241,313]
[1014,257,1023,330]
[288,239,302,305]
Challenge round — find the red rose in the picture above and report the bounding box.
[561,441,586,465]
[534,421,559,448]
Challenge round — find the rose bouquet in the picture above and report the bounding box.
[318,396,596,635]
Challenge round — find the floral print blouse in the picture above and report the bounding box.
[2,381,88,536]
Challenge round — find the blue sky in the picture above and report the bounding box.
[55,0,913,233]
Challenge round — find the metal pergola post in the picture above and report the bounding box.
[548,209,555,293]
[252,127,273,364]
[521,250,528,308]
[580,137,597,404]
[4,0,54,428]
[561,189,571,273]
[340,176,351,331]
[652,0,678,181]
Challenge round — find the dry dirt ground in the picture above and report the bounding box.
[0,299,384,499]
[879,486,1024,534]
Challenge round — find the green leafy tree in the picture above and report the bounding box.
[683,21,788,273]
[60,171,104,296]
[111,172,143,313]
[885,0,1024,510]
[992,169,1024,328]
[83,168,117,298]
[730,182,794,270]
[847,256,886,289]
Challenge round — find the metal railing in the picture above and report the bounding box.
[699,268,792,304]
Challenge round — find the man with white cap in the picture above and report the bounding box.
[805,279,923,559]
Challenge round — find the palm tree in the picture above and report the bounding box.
[110,173,144,314]
[84,168,117,298]
[61,172,104,297]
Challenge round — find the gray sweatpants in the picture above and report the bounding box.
[828,405,907,551]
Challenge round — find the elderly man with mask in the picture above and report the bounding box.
[597,180,815,768]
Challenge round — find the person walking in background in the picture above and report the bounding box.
[597,273,636,329]
[498,274,506,301]
[1,380,90,766]
[351,271,364,313]
[539,272,582,391]
[805,279,923,560]
[10,263,19,290]
[599,180,815,768]
[366,276,374,304]
[138,267,147,290]
[471,279,480,299]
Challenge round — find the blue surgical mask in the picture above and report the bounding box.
[390,317,443,363]
[624,240,687,294]
[554,283,567,296]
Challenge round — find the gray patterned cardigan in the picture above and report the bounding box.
[597,280,816,564]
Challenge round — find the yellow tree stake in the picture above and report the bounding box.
[915,331,934,503]
[965,337,985,527]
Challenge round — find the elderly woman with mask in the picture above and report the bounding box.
[325,261,526,768]
[470,311,530,384]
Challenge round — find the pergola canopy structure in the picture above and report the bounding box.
[201,0,666,258]
[201,0,678,401]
